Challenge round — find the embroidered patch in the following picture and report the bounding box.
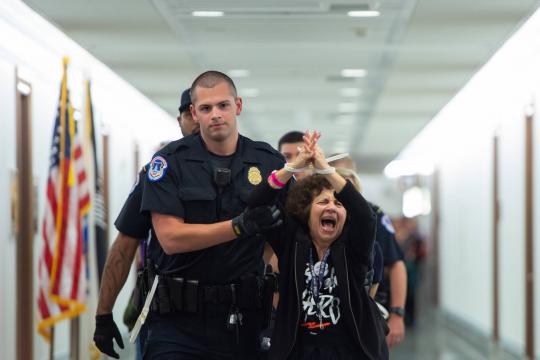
[380,214,395,234]
[147,156,168,182]
[248,166,262,185]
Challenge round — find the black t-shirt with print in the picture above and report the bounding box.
[299,247,352,347]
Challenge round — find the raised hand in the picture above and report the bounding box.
[312,144,330,171]
[302,130,320,153]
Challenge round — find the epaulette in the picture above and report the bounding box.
[252,141,285,162]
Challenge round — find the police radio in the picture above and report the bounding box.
[213,167,231,188]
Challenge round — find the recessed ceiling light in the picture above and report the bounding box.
[240,88,260,97]
[341,69,367,78]
[228,69,250,77]
[340,88,361,97]
[192,11,224,17]
[347,10,380,17]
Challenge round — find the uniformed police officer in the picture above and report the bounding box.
[140,71,285,359]
[93,88,196,359]
[329,156,408,348]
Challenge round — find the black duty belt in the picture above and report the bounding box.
[149,274,275,316]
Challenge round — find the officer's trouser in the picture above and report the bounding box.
[142,307,263,360]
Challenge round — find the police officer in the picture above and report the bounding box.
[329,156,407,348]
[140,71,285,359]
[93,88,196,359]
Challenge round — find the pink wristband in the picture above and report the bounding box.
[269,170,286,188]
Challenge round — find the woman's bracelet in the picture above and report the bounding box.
[284,164,308,173]
[268,170,286,188]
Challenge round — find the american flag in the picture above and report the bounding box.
[37,59,90,340]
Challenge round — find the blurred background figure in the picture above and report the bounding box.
[330,155,407,349]
[393,217,427,327]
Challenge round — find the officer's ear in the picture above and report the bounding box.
[235,97,243,116]
[190,104,197,121]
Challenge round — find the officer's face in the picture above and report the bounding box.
[280,141,311,180]
[308,188,347,245]
[190,82,242,143]
[177,110,199,137]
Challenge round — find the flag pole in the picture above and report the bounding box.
[49,326,55,360]
[70,317,80,360]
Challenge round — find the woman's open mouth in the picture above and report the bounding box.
[320,216,337,232]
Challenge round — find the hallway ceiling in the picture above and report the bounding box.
[23,0,540,172]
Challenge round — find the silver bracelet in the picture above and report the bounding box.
[314,167,336,174]
[284,164,308,173]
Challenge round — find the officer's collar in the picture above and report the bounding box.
[178,133,259,163]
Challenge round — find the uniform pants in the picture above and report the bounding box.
[143,308,263,360]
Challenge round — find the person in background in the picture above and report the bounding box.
[93,88,195,359]
[393,216,426,326]
[278,130,313,180]
[335,167,384,298]
[329,155,407,348]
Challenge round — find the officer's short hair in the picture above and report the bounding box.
[278,131,304,151]
[190,71,237,103]
[285,175,333,225]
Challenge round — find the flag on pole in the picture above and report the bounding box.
[83,80,108,285]
[37,57,90,340]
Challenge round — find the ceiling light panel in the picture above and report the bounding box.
[192,11,224,17]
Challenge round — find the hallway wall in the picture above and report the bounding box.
[0,1,178,358]
[399,7,540,357]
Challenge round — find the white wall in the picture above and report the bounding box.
[0,1,179,359]
[0,55,18,360]
[358,174,402,216]
[399,7,540,357]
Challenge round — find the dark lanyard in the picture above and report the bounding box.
[309,247,331,311]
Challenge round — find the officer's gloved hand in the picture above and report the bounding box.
[232,205,283,237]
[94,313,125,359]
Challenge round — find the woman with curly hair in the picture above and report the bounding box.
[248,131,388,360]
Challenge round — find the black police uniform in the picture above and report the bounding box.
[371,204,404,308]
[113,166,152,357]
[140,133,284,360]
[115,166,152,239]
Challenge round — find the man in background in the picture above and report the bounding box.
[93,88,195,359]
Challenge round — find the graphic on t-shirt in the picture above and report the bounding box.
[300,259,341,333]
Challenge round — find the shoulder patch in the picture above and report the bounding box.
[147,156,168,182]
[380,214,395,234]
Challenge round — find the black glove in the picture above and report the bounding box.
[94,313,125,359]
[232,204,283,237]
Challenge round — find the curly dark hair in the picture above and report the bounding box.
[285,175,333,225]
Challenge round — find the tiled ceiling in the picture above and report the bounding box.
[23,0,540,172]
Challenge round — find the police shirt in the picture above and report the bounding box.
[371,203,404,307]
[114,166,152,239]
[371,203,403,266]
[140,133,285,284]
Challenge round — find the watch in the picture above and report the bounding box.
[389,306,405,317]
